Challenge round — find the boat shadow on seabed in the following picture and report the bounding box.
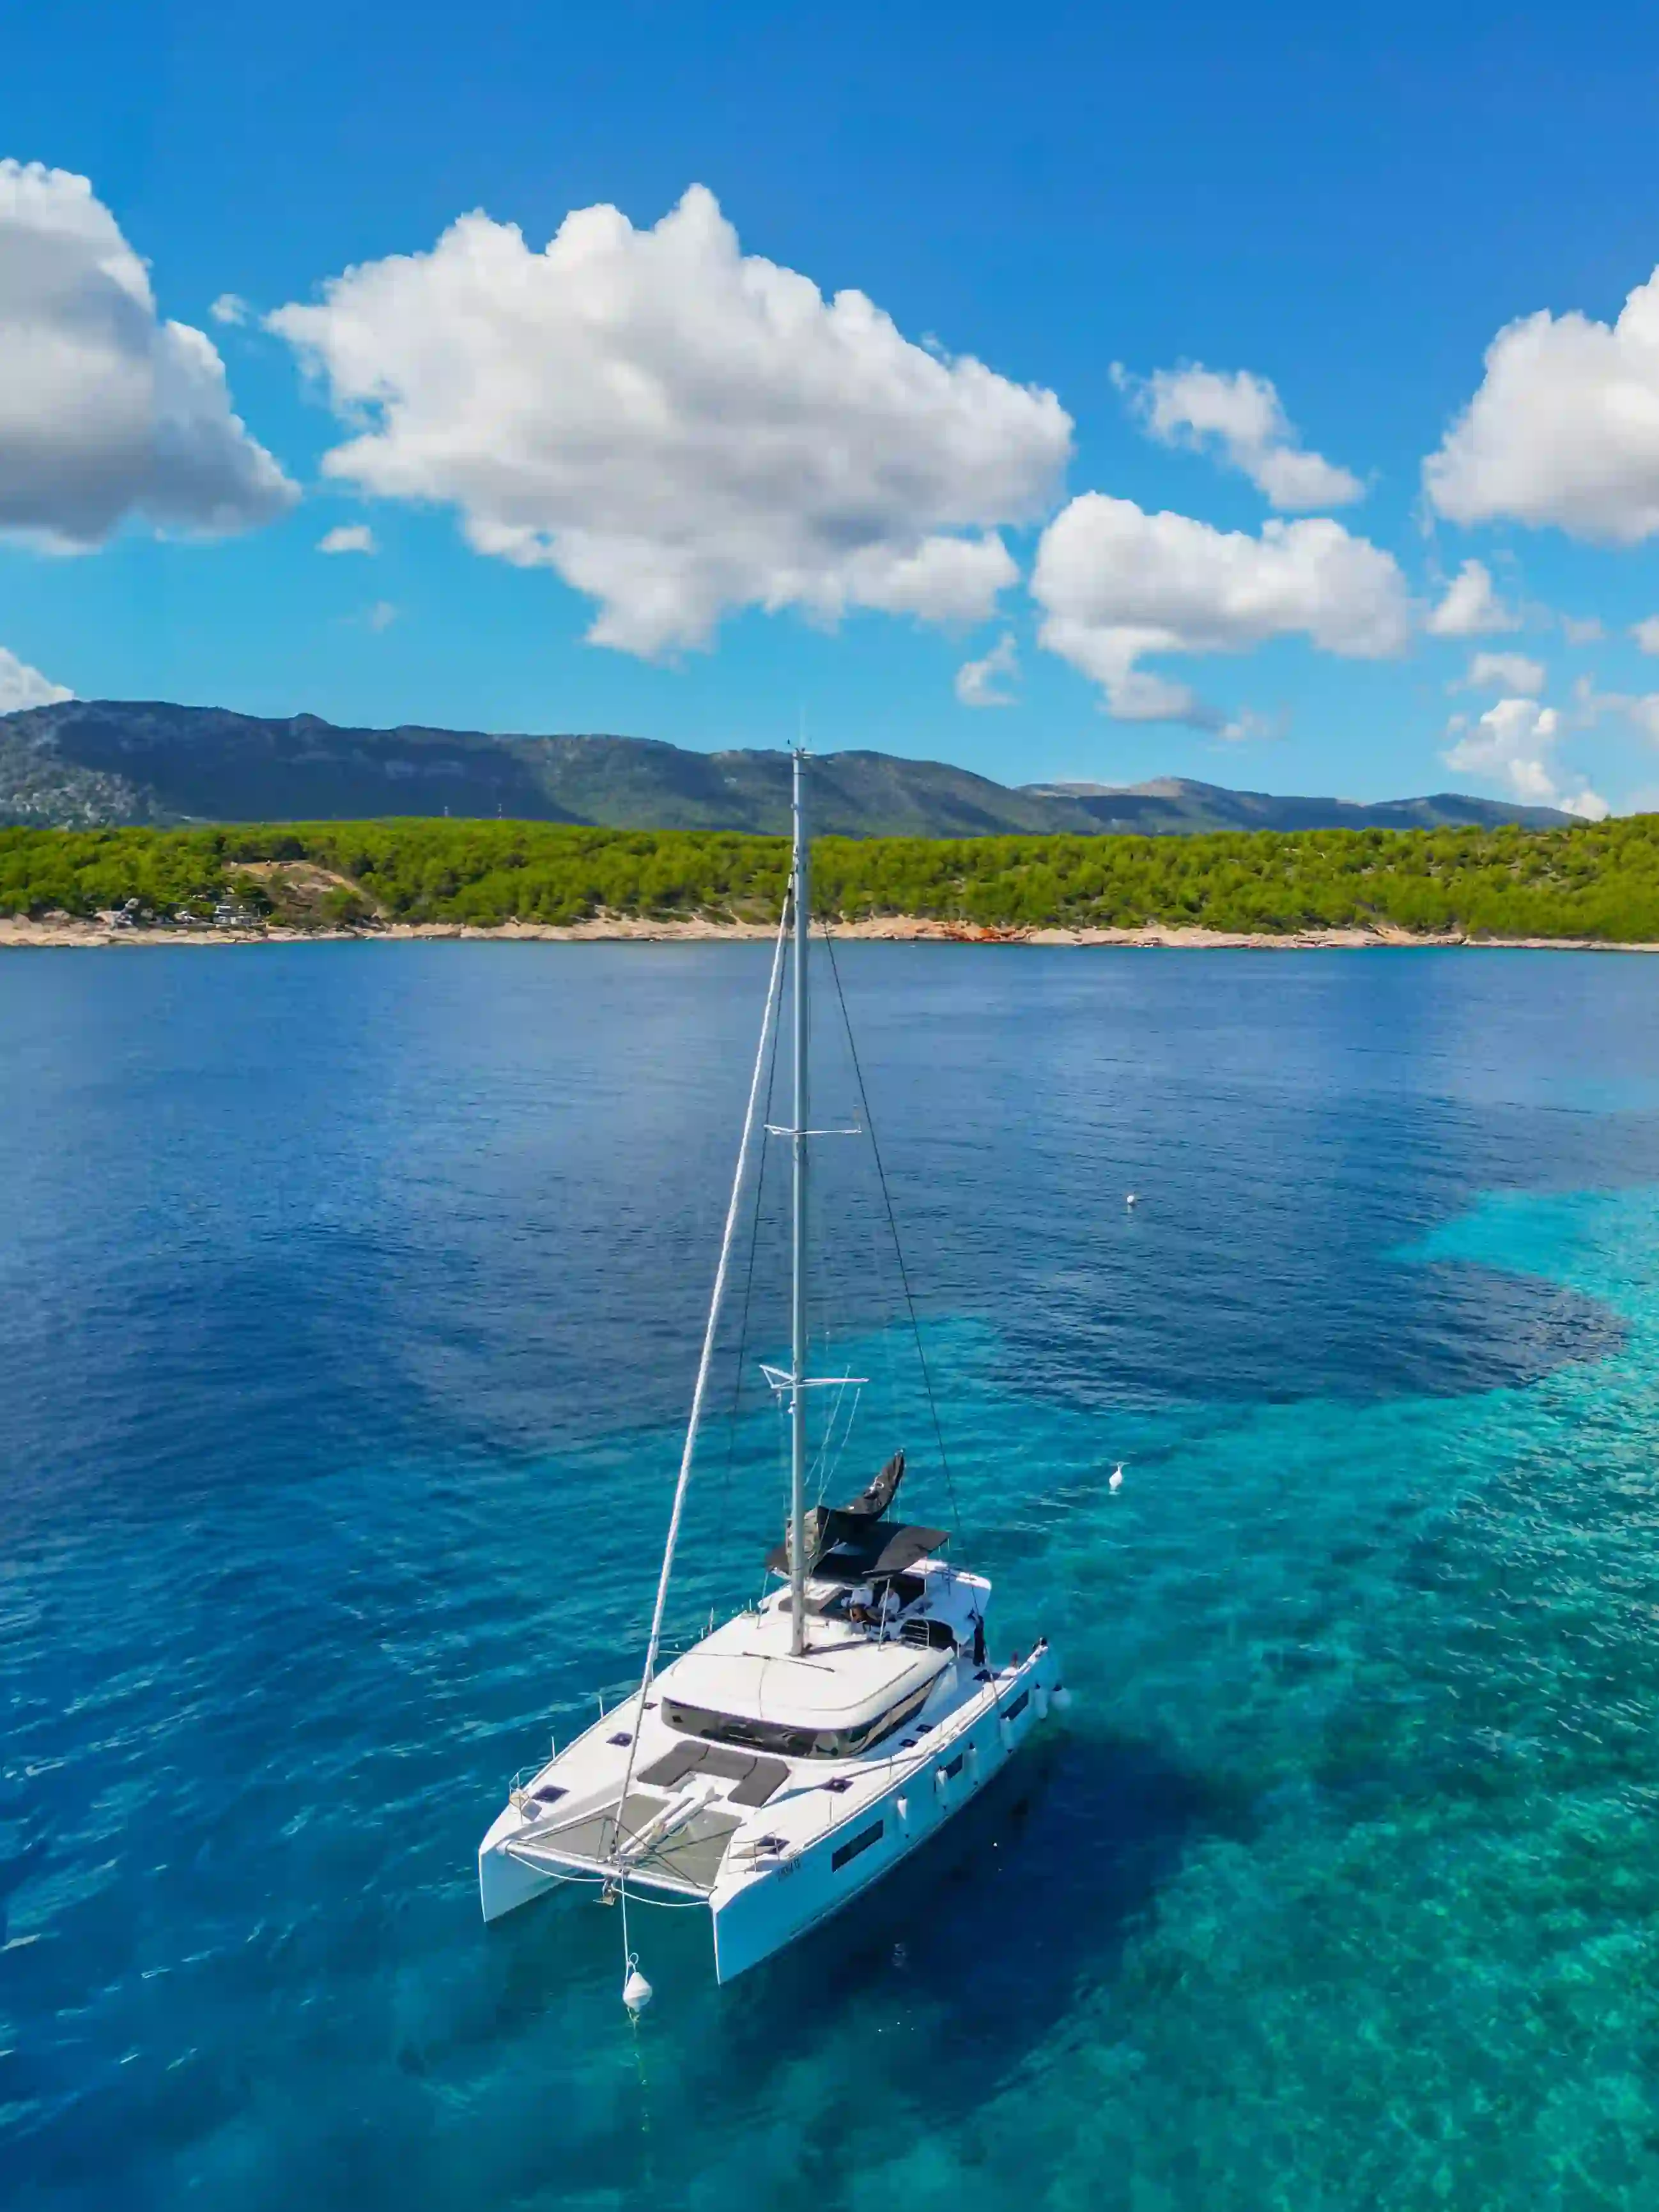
[654,1716,1240,2110]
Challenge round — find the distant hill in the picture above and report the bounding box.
[1021,776,1576,835]
[0,699,1577,836]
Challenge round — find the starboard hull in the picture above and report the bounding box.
[709,1643,1060,1981]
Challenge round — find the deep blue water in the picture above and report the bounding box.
[8,942,1659,2209]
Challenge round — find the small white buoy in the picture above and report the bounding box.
[1052,1685,1074,1712]
[1125,1192,1138,1209]
[622,1963,653,2018]
[1109,1463,1124,1494]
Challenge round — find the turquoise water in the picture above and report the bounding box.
[6,944,1659,2208]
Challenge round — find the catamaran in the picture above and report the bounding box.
[478,749,1065,2001]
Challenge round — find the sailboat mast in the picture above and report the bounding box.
[789,746,810,1659]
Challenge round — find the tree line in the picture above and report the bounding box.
[4,815,1659,939]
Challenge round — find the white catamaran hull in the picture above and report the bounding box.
[707,1646,1060,1982]
[478,1831,564,1924]
[479,1627,1063,1983]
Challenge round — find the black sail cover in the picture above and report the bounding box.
[765,1450,949,1579]
[845,1450,905,1519]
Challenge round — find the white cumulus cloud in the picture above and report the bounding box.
[209,293,248,327]
[1564,673,1659,750]
[1116,362,1362,510]
[955,631,1018,707]
[0,643,72,713]
[1632,616,1659,655]
[1444,696,1608,819]
[268,185,1070,657]
[1458,650,1546,695]
[1031,493,1408,726]
[318,522,377,555]
[0,161,295,549]
[1561,614,1607,645]
[1426,559,1521,638]
[1426,266,1659,540]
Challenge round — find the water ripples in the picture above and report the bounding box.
[8,946,1659,2207]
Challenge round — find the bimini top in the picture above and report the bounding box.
[763,1519,948,1580]
[763,1448,948,1583]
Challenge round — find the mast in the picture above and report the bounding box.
[608,906,791,1848]
[789,746,810,1657]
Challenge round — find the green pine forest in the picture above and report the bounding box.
[5,815,1659,939]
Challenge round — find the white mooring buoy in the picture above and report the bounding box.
[1109,1463,1125,1493]
[1125,1192,1138,1209]
[622,1962,653,2018]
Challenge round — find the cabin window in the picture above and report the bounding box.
[838,1678,935,1755]
[831,1820,884,1871]
[661,1701,817,1759]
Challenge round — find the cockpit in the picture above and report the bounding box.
[648,1450,988,1765]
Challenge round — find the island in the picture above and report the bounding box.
[3,817,1658,948]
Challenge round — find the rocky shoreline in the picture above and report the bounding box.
[3,912,1656,953]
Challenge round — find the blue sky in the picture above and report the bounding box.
[7,1,1659,810]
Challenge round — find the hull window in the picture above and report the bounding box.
[831,1820,884,1872]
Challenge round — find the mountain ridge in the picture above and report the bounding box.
[0,699,1578,836]
[1019,776,1575,835]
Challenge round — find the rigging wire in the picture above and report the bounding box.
[807,1374,863,1502]
[712,896,789,1568]
[855,1064,905,1456]
[609,902,790,1863]
[819,921,968,1560]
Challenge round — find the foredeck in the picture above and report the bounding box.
[504,1789,743,1895]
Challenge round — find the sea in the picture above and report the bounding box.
[6,941,1659,2212]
